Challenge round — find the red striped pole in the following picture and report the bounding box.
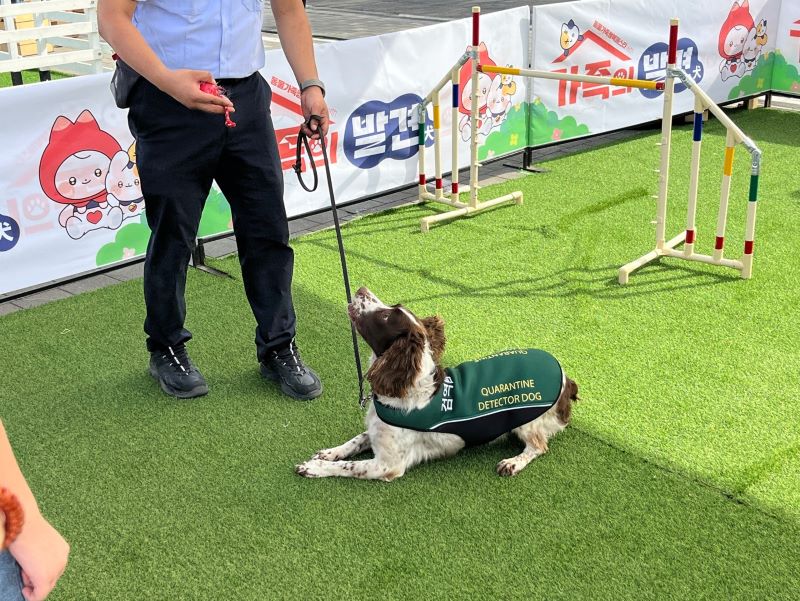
[472,6,479,47]
[469,6,481,210]
[655,18,679,251]
[668,21,678,65]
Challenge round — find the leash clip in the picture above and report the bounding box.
[359,389,373,410]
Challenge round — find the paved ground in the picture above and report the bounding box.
[262,0,573,42]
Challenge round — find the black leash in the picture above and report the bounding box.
[294,116,369,409]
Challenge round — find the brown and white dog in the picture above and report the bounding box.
[296,287,578,480]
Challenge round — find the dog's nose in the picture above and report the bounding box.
[355,286,370,298]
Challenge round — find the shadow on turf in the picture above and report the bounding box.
[300,233,738,303]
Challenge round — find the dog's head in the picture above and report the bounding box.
[348,287,445,399]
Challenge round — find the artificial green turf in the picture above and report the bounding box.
[0,69,70,88]
[1,108,799,599]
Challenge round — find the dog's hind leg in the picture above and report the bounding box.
[496,423,550,477]
[296,458,404,481]
[312,432,370,461]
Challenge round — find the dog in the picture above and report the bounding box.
[296,287,579,480]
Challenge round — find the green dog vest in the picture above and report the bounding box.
[374,349,564,446]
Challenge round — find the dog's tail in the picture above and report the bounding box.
[556,377,579,423]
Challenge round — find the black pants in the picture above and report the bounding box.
[127,73,295,362]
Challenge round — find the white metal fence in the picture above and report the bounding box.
[0,0,103,76]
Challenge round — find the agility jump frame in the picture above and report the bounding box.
[417,6,664,233]
[618,20,762,284]
[420,11,762,282]
[416,7,522,233]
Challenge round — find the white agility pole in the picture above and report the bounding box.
[468,5,481,212]
[480,65,665,92]
[451,67,460,199]
[684,94,704,257]
[714,129,736,261]
[433,98,443,200]
[657,19,679,253]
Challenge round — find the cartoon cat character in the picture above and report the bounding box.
[560,20,584,58]
[501,71,517,97]
[718,0,754,81]
[458,43,497,141]
[755,19,767,46]
[106,149,144,221]
[39,110,124,239]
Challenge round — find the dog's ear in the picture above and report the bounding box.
[420,315,446,362]
[367,329,426,399]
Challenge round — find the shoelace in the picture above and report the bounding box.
[274,344,307,375]
[162,346,194,374]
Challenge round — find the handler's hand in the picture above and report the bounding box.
[9,514,69,601]
[300,87,329,139]
[156,69,234,115]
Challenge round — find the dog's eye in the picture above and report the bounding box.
[382,313,390,321]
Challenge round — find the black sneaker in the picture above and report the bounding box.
[149,345,209,399]
[260,341,323,400]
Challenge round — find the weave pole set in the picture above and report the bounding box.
[418,9,762,282]
[618,19,762,284]
[417,7,523,233]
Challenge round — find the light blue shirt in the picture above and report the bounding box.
[133,0,265,79]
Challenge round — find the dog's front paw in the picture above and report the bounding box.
[496,458,523,477]
[312,448,338,461]
[295,460,325,478]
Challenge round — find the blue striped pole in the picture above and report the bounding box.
[451,69,460,196]
[684,96,704,256]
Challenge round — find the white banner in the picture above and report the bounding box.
[774,0,800,94]
[267,5,530,213]
[0,6,529,297]
[1,1,797,297]
[529,0,783,141]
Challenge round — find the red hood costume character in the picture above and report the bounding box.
[39,110,125,239]
[718,1,755,80]
[458,43,498,141]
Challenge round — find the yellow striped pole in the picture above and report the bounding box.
[714,129,736,261]
[479,65,664,91]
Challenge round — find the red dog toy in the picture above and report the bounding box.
[0,487,24,549]
[199,82,236,128]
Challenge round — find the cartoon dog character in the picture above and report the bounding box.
[106,150,145,221]
[742,26,761,72]
[486,73,513,127]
